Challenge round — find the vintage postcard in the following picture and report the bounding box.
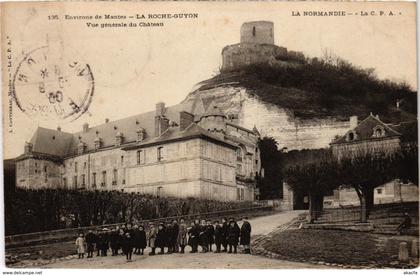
[1,0,418,270]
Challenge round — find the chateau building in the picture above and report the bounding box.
[15,100,261,201]
[330,113,402,160]
[282,113,418,209]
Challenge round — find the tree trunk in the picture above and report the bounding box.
[308,192,317,223]
[354,186,367,223]
[364,186,374,218]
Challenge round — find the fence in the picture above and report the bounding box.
[5,205,274,248]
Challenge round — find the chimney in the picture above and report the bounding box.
[24,142,33,154]
[156,102,165,117]
[83,123,89,132]
[154,116,170,137]
[57,126,61,132]
[349,116,358,129]
[105,118,109,123]
[180,111,194,131]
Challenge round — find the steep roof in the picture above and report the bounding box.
[24,103,197,158]
[29,127,74,158]
[68,103,193,155]
[122,123,237,150]
[331,114,402,145]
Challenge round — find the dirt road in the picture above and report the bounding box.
[38,210,330,269]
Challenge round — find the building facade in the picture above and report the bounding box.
[15,101,261,201]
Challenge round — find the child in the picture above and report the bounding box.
[214,220,223,253]
[137,225,147,255]
[75,233,86,259]
[122,232,133,261]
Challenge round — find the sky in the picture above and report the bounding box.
[1,1,417,159]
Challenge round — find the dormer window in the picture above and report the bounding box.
[94,137,102,150]
[137,128,146,142]
[116,132,124,146]
[346,131,357,141]
[77,141,86,155]
[372,126,385,138]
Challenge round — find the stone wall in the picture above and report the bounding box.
[240,21,274,45]
[221,43,304,72]
[16,158,61,189]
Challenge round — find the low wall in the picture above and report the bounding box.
[302,222,374,232]
[5,206,274,248]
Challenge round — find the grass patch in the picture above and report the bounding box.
[263,229,417,267]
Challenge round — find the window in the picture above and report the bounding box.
[81,174,86,188]
[252,26,256,37]
[112,169,117,185]
[101,171,106,187]
[121,156,124,165]
[74,162,78,173]
[377,188,383,194]
[34,162,38,174]
[63,177,67,189]
[137,150,143,164]
[347,131,357,141]
[44,165,47,173]
[73,175,78,189]
[92,172,97,187]
[157,147,164,162]
[83,162,87,169]
[157,186,163,197]
[236,148,242,162]
[373,126,385,138]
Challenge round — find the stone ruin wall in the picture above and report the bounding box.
[240,21,275,45]
[221,43,305,72]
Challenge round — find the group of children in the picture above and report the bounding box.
[75,216,252,261]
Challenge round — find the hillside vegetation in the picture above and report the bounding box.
[199,57,417,122]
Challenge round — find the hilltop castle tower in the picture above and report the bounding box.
[240,21,274,45]
[221,21,304,72]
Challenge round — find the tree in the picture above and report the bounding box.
[283,149,339,223]
[337,152,399,223]
[257,137,283,199]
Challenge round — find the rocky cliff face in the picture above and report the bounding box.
[183,80,352,151]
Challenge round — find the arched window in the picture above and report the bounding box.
[373,126,385,138]
[236,148,242,162]
[346,131,357,141]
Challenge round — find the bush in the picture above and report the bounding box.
[4,188,253,235]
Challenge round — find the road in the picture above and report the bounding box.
[42,210,327,269]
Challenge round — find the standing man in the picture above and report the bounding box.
[188,220,200,253]
[240,217,252,254]
[171,219,180,253]
[227,220,240,253]
[214,220,223,253]
[156,223,166,255]
[206,220,215,252]
[178,218,188,253]
[85,230,96,258]
[221,218,229,252]
[109,228,119,256]
[199,219,208,253]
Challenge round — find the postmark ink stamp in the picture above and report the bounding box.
[12,44,94,123]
